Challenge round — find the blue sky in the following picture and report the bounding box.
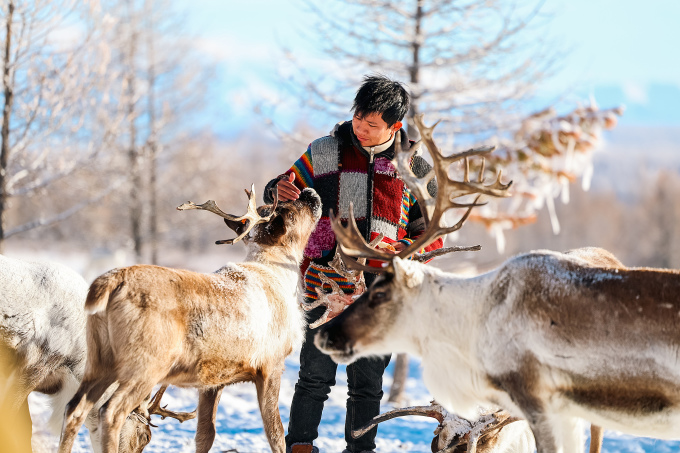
[176,0,680,133]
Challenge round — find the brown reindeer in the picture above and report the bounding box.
[315,115,670,453]
[58,186,322,453]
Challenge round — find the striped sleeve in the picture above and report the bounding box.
[287,145,314,189]
[304,262,356,301]
[263,145,314,203]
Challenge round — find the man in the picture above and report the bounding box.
[263,74,442,453]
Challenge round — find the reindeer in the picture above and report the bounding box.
[0,254,190,452]
[309,249,603,453]
[58,186,322,453]
[314,115,676,452]
[353,403,534,453]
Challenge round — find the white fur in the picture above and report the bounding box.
[0,254,88,432]
[0,255,149,452]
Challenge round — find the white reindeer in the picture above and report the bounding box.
[314,115,674,453]
[58,187,322,453]
[0,254,192,452]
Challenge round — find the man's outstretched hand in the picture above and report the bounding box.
[276,173,300,201]
[376,240,406,254]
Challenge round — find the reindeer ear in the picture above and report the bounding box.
[392,257,423,289]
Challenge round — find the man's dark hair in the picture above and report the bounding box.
[352,74,410,127]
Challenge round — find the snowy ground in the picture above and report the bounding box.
[29,354,680,453]
[8,243,680,452]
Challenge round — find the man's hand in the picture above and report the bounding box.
[276,173,300,201]
[376,240,406,254]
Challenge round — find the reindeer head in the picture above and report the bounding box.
[315,114,510,364]
[314,257,426,363]
[178,186,321,257]
[115,385,196,453]
[249,188,322,252]
[118,416,151,452]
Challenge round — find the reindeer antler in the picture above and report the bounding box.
[303,234,385,328]
[352,402,520,453]
[331,114,512,273]
[144,385,197,426]
[177,184,279,245]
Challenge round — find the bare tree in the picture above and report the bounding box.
[0,0,127,253]
[280,0,556,140]
[101,0,213,263]
[141,0,214,265]
[145,0,159,264]
[124,0,144,261]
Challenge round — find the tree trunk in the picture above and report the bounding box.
[388,0,423,406]
[0,1,14,254]
[127,1,143,262]
[388,0,424,406]
[146,1,158,265]
[405,0,423,138]
[387,353,410,405]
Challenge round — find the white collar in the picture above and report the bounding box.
[362,133,396,154]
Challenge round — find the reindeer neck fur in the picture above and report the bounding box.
[244,240,303,272]
[389,260,502,419]
[241,193,319,279]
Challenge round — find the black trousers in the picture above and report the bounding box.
[286,305,391,453]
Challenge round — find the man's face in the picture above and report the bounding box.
[352,112,401,147]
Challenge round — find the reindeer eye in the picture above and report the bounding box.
[369,290,388,307]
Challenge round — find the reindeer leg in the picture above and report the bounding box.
[556,415,585,453]
[59,376,117,453]
[255,368,286,453]
[589,424,603,453]
[98,381,156,453]
[45,367,82,434]
[521,412,559,453]
[528,412,584,453]
[520,409,586,453]
[195,386,224,453]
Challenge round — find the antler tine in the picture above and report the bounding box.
[306,273,344,328]
[393,115,511,260]
[330,205,395,264]
[176,199,237,219]
[177,183,278,245]
[352,405,447,439]
[146,385,197,424]
[449,410,521,453]
[412,245,482,262]
[304,234,386,328]
[336,244,395,274]
[392,130,435,226]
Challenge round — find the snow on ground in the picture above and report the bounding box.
[29,354,680,452]
[8,243,680,452]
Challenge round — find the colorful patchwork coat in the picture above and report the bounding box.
[264,121,443,301]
